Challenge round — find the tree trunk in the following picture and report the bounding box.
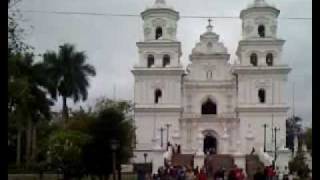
[26,120,32,166]
[62,96,69,124]
[31,126,37,162]
[16,129,22,167]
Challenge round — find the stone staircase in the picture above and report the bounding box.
[171,153,194,168]
[205,154,234,177]
[245,155,265,180]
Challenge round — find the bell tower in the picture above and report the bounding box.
[132,0,184,170]
[232,0,291,157]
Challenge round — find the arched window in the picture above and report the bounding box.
[250,53,258,66]
[147,55,154,68]
[258,89,266,103]
[155,27,163,40]
[201,98,217,115]
[163,54,170,67]
[266,53,273,66]
[258,25,265,38]
[154,89,162,104]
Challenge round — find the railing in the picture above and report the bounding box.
[181,113,237,120]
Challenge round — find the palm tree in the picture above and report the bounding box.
[8,53,53,166]
[43,43,96,122]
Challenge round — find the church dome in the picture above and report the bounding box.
[191,21,228,55]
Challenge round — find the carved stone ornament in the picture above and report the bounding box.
[255,79,271,88]
[244,25,254,34]
[254,16,269,25]
[152,18,166,27]
[270,25,277,34]
[167,27,175,35]
[144,27,151,35]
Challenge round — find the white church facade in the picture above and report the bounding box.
[132,0,292,172]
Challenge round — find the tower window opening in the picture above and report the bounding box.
[258,25,265,38]
[154,89,162,104]
[163,54,170,67]
[147,55,154,68]
[266,53,273,66]
[201,98,217,115]
[250,53,258,66]
[258,89,266,103]
[155,27,163,40]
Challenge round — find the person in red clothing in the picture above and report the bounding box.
[198,168,207,180]
[238,168,245,180]
[266,166,273,180]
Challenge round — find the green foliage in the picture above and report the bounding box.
[48,130,91,178]
[304,128,312,153]
[82,99,135,177]
[288,150,311,179]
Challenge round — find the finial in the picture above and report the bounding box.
[206,18,213,32]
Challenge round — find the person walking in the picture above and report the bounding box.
[198,168,207,180]
[185,168,196,180]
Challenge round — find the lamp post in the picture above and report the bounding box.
[273,127,280,168]
[159,127,165,148]
[263,124,268,152]
[165,123,172,150]
[110,139,120,180]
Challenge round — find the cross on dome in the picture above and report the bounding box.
[207,18,213,32]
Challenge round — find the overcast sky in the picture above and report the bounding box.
[15,0,312,127]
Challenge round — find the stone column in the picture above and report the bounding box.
[221,127,230,154]
[194,130,205,168]
[246,124,255,154]
[152,134,162,150]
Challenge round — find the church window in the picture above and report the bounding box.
[201,98,217,115]
[258,89,266,103]
[266,53,273,66]
[154,89,162,104]
[147,55,154,68]
[250,53,258,66]
[258,25,265,38]
[207,71,213,79]
[155,27,163,40]
[163,54,170,67]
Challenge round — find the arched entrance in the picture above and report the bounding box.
[203,135,217,154]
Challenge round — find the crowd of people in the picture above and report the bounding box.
[143,164,247,180]
[253,165,291,180]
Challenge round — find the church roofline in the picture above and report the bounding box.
[240,6,280,19]
[131,68,185,76]
[141,8,179,20]
[189,53,230,61]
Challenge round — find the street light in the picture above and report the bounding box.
[110,139,120,180]
[263,124,268,152]
[273,127,280,168]
[165,123,172,150]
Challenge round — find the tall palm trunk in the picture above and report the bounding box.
[16,129,22,167]
[31,126,37,162]
[26,120,32,166]
[62,96,69,123]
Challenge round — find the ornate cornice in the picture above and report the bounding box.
[184,80,235,89]
[135,105,182,112]
[236,105,289,112]
[141,8,179,21]
[131,68,185,75]
[240,6,280,19]
[231,65,291,75]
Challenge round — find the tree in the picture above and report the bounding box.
[288,150,311,179]
[8,53,54,167]
[42,43,96,122]
[82,99,134,179]
[304,127,312,155]
[48,130,91,180]
[286,116,303,153]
